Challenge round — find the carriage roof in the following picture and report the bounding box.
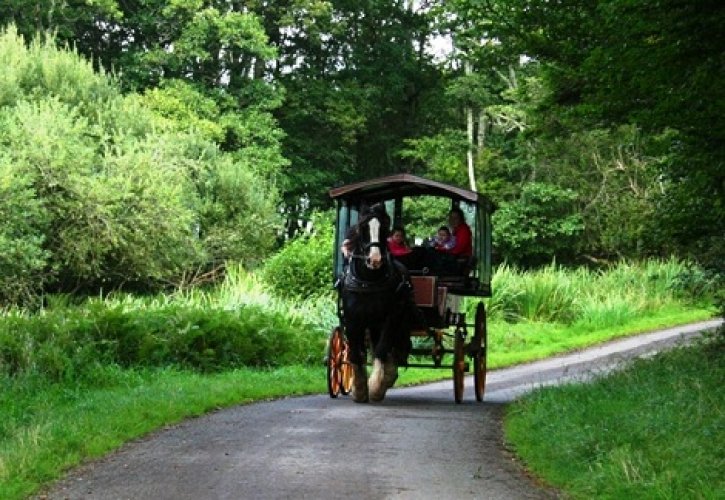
[329,174,495,211]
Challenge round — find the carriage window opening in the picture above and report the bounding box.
[400,196,450,246]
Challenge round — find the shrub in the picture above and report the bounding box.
[0,26,283,301]
[0,302,322,382]
[0,156,48,305]
[493,182,584,267]
[261,213,335,300]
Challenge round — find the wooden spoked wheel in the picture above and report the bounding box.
[473,302,488,402]
[327,326,345,398]
[340,338,354,395]
[453,328,465,403]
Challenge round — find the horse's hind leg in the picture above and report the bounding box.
[352,363,368,403]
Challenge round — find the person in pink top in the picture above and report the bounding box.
[387,226,412,257]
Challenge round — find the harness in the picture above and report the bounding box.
[342,251,412,296]
[339,212,412,296]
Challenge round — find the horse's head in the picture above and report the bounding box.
[357,203,390,271]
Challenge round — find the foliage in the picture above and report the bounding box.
[473,259,716,326]
[481,0,724,272]
[0,302,320,381]
[493,183,583,266]
[0,26,282,301]
[261,212,335,300]
[0,157,48,304]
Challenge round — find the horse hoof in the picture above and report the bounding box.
[368,387,386,402]
[352,383,369,403]
[352,391,369,403]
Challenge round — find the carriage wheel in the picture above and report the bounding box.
[327,326,345,398]
[453,328,465,403]
[473,302,488,402]
[340,339,354,395]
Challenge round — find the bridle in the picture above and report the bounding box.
[352,215,385,270]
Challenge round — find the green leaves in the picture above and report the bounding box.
[0,26,283,302]
[493,183,583,266]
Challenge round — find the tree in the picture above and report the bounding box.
[0,27,281,302]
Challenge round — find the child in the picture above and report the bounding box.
[387,226,412,256]
[434,226,456,252]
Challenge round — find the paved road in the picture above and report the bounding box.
[43,320,721,500]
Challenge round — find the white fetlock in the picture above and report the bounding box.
[368,358,387,402]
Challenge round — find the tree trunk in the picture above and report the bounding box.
[465,61,476,191]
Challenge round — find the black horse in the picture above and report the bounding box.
[340,203,414,402]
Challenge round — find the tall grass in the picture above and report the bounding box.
[0,266,336,384]
[478,258,714,328]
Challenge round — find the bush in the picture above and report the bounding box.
[0,26,283,301]
[261,213,334,300]
[0,156,48,305]
[0,302,322,382]
[493,182,584,267]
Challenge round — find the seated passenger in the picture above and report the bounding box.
[439,207,472,257]
[433,226,456,252]
[387,226,413,257]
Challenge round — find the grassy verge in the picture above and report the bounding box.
[486,305,714,368]
[504,331,724,499]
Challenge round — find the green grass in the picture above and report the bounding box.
[504,332,724,499]
[487,305,714,368]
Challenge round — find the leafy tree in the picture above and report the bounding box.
[0,27,281,301]
[483,0,725,268]
[272,1,447,214]
[493,182,583,266]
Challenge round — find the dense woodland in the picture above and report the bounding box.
[0,1,723,305]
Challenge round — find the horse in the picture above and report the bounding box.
[340,203,414,402]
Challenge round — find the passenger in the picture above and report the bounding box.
[387,226,412,257]
[439,207,472,257]
[433,226,456,252]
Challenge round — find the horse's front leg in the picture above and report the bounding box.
[368,327,398,401]
[369,313,405,401]
[346,324,368,403]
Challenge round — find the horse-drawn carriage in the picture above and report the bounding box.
[326,174,495,403]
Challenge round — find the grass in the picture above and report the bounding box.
[0,259,719,499]
[486,305,714,368]
[504,332,724,499]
